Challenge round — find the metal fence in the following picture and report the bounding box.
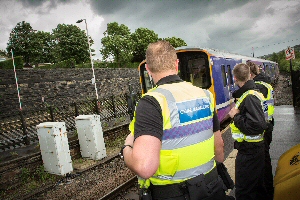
[0,92,141,152]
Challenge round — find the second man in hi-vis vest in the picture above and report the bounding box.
[248,61,275,200]
[229,63,268,200]
[121,41,234,200]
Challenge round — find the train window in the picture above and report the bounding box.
[258,65,263,73]
[265,65,270,76]
[188,58,208,88]
[143,70,153,92]
[221,65,227,86]
[227,65,233,85]
[177,51,211,89]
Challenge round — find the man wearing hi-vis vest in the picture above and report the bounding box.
[121,41,233,200]
[229,63,268,200]
[248,61,275,200]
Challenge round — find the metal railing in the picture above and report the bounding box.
[0,92,141,152]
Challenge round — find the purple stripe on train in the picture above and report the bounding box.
[217,105,231,122]
[163,119,213,140]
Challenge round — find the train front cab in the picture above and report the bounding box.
[138,48,237,124]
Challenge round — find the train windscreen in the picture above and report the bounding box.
[177,51,211,89]
[139,63,154,94]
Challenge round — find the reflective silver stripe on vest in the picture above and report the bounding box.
[245,134,263,141]
[162,126,213,150]
[266,99,274,104]
[203,90,212,105]
[153,158,215,181]
[152,88,180,127]
[232,133,245,140]
[232,132,263,141]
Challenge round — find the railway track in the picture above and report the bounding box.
[0,122,131,200]
[20,154,122,200]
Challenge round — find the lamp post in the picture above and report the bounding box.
[76,19,99,100]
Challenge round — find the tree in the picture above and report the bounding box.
[270,52,279,63]
[163,37,187,48]
[100,22,133,66]
[6,21,36,64]
[0,49,8,57]
[131,28,159,63]
[30,31,55,65]
[52,24,92,64]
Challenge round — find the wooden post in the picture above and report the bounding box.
[49,106,54,122]
[74,102,79,117]
[20,110,30,145]
[290,59,296,107]
[94,99,100,115]
[111,95,116,118]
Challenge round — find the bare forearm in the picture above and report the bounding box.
[214,130,224,163]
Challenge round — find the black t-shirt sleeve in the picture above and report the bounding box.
[213,109,220,132]
[133,96,163,141]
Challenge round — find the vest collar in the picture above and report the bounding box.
[156,75,183,86]
[232,80,257,98]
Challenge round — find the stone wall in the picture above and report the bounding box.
[0,68,140,116]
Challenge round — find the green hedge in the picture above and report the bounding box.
[76,62,140,68]
[0,56,23,69]
[51,58,76,69]
[35,60,140,69]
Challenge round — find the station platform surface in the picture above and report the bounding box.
[224,105,300,196]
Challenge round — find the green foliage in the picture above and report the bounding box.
[6,21,36,64]
[0,49,8,57]
[265,48,300,72]
[76,61,139,68]
[51,58,76,68]
[131,28,159,63]
[0,56,23,69]
[34,165,53,182]
[163,36,187,48]
[52,24,92,64]
[293,60,300,71]
[20,168,31,183]
[100,22,187,66]
[100,22,134,66]
[30,31,55,64]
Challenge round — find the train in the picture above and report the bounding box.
[137,46,279,125]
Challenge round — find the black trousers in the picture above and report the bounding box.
[150,178,232,200]
[264,121,274,200]
[235,145,267,200]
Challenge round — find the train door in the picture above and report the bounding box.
[211,57,240,123]
[176,51,211,89]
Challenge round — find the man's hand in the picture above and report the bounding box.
[228,107,240,118]
[124,133,134,146]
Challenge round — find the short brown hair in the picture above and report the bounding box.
[145,40,177,73]
[247,61,259,76]
[233,63,250,82]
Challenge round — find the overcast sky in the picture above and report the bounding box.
[1,0,300,60]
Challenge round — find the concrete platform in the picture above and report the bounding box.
[224,105,300,197]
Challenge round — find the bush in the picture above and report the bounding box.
[0,56,23,69]
[75,62,140,69]
[51,58,76,68]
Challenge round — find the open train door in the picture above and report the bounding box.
[274,143,300,200]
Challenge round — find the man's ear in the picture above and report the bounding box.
[175,59,179,72]
[145,64,151,75]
